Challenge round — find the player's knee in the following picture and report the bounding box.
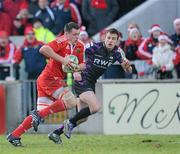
[61,90,77,109]
[91,103,101,114]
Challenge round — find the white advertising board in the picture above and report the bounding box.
[103,83,180,134]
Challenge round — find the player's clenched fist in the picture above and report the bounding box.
[121,58,132,73]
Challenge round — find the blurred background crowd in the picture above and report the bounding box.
[0,0,179,81]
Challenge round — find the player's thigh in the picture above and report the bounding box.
[79,91,101,113]
[77,98,88,111]
[37,74,65,98]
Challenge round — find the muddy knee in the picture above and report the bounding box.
[61,90,77,109]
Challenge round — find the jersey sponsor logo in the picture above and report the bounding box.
[94,58,113,68]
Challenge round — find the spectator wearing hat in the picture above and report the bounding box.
[124,28,143,61]
[127,23,141,36]
[137,24,163,60]
[82,0,119,36]
[0,31,16,80]
[51,0,82,35]
[132,24,162,78]
[13,27,46,80]
[33,18,55,43]
[152,34,174,79]
[171,18,180,48]
[35,0,55,31]
[124,28,144,78]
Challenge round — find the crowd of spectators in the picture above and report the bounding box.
[0,0,145,36]
[0,0,179,81]
[0,0,82,36]
[104,19,180,80]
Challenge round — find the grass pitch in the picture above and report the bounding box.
[0,134,180,154]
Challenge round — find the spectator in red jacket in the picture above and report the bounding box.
[2,0,19,21]
[0,6,12,35]
[0,31,16,80]
[137,24,163,60]
[173,46,180,66]
[124,28,144,78]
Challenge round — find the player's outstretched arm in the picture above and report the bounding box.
[118,48,132,73]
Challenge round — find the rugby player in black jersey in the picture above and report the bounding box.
[48,28,132,144]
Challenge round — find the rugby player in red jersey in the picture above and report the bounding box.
[7,22,85,146]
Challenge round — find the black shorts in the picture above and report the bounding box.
[73,80,95,96]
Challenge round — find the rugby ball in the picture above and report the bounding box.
[62,55,79,73]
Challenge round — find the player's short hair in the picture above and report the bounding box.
[64,22,79,33]
[106,28,120,39]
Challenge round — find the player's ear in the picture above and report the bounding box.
[64,31,68,36]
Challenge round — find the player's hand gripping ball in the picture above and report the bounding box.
[62,55,79,73]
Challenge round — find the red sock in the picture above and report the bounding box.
[38,99,66,118]
[11,115,32,138]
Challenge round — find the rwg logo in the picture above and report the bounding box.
[94,58,113,68]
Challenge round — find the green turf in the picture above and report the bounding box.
[0,134,180,154]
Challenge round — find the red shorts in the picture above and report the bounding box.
[37,73,66,98]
